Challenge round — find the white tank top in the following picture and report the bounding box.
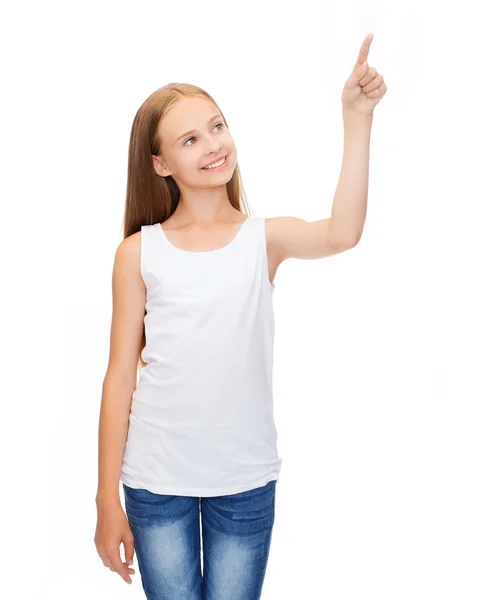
[120,215,283,497]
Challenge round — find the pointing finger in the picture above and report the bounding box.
[355,33,374,66]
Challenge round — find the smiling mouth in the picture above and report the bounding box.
[201,155,228,170]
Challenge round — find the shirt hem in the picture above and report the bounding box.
[120,472,280,497]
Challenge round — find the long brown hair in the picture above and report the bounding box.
[121,83,253,370]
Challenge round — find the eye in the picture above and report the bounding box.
[184,122,224,146]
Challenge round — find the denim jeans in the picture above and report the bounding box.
[122,479,277,600]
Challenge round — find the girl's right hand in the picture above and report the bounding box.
[94,503,136,584]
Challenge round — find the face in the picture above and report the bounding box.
[153,96,237,188]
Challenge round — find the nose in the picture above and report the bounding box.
[206,144,222,156]
[204,133,223,153]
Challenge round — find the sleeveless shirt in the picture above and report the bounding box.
[120,215,283,497]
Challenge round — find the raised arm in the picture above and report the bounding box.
[267,33,386,263]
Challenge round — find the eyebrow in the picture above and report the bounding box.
[175,113,223,143]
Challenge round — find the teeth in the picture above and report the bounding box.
[203,156,226,169]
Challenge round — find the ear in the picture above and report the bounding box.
[152,155,171,177]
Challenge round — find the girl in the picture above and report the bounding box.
[94,33,386,600]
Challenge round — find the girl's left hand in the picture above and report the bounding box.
[341,33,387,117]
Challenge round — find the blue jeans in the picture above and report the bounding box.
[122,479,277,600]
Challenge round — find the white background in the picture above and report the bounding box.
[2,0,479,598]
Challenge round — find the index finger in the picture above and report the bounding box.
[356,33,374,65]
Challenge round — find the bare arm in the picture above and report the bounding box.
[95,231,146,508]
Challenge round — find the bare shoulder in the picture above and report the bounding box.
[113,230,143,284]
[118,229,141,253]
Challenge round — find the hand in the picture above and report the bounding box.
[94,503,136,585]
[341,33,387,117]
